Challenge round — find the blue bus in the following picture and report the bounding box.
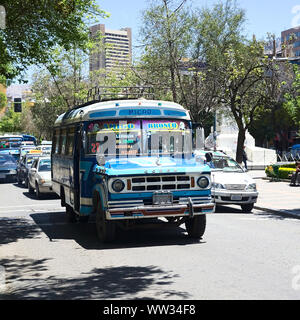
[0,134,37,160]
[51,93,214,242]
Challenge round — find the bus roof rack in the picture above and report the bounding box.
[73,86,155,110]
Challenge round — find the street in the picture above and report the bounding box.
[0,181,300,300]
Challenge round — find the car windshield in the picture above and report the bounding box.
[38,159,51,171]
[0,154,16,164]
[212,156,243,172]
[86,119,192,158]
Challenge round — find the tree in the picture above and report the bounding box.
[193,0,287,163]
[0,108,22,132]
[0,0,108,80]
[138,0,194,103]
[284,65,300,130]
[30,42,139,139]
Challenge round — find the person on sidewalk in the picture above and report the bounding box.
[242,146,248,171]
[290,162,300,186]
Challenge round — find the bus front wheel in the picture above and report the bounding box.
[95,198,115,243]
[185,214,206,239]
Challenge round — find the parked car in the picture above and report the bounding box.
[28,156,54,198]
[17,153,42,187]
[0,154,17,182]
[195,150,258,212]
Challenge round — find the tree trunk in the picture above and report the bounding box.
[236,128,246,164]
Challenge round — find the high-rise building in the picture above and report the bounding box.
[281,26,300,57]
[89,24,132,73]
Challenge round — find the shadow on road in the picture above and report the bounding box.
[0,255,190,300]
[0,218,42,245]
[214,204,300,221]
[214,205,247,214]
[22,191,60,201]
[30,212,204,250]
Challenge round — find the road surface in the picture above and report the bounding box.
[0,181,300,300]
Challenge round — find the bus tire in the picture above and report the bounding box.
[66,204,77,223]
[185,214,206,239]
[95,197,115,243]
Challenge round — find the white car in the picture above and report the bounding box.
[195,150,258,212]
[28,156,54,198]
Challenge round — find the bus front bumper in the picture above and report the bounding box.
[106,202,215,220]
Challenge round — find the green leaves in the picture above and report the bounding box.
[0,0,108,80]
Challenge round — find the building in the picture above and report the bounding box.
[89,24,132,74]
[281,25,300,58]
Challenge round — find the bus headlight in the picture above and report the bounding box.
[197,176,209,189]
[112,179,125,192]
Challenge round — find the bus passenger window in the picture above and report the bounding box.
[66,127,75,156]
[60,129,67,155]
[53,129,60,154]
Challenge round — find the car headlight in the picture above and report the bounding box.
[197,176,210,188]
[9,170,16,174]
[245,183,256,191]
[112,179,125,192]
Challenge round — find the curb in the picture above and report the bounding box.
[254,205,300,219]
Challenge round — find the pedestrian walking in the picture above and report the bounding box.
[242,146,248,171]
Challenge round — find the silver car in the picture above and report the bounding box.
[195,150,258,212]
[28,156,53,198]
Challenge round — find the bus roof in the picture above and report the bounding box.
[54,99,191,126]
[0,135,23,139]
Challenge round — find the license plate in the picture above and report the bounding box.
[231,194,242,201]
[153,192,173,205]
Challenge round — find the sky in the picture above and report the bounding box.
[18,0,300,85]
[95,0,300,50]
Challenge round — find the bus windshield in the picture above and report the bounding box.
[86,119,192,158]
[0,137,22,149]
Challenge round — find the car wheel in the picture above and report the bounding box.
[35,182,42,199]
[17,174,22,185]
[28,181,34,194]
[241,203,254,213]
[185,215,206,239]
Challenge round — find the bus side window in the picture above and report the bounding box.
[66,127,75,156]
[60,128,67,155]
[53,129,60,154]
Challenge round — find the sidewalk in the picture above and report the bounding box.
[247,170,300,218]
